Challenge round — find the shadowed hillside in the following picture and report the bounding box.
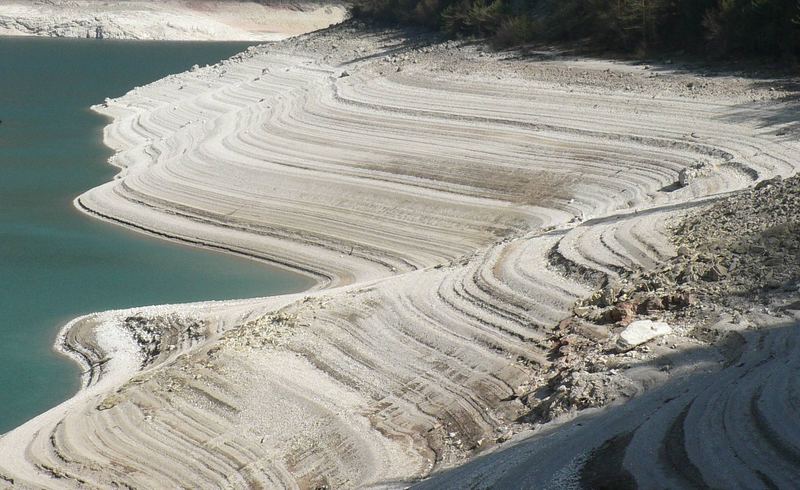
[351,0,800,59]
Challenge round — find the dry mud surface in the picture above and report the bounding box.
[0,0,345,41]
[0,21,798,489]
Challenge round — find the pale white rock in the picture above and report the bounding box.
[678,161,715,187]
[617,320,672,350]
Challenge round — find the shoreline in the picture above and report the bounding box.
[0,35,327,440]
[73,195,329,290]
[1,18,797,488]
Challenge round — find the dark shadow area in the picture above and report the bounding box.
[372,320,800,489]
[487,36,798,75]
[719,86,800,135]
[658,181,683,193]
[338,20,444,66]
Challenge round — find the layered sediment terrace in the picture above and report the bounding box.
[0,21,797,489]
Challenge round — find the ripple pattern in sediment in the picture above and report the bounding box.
[0,26,797,489]
[415,315,800,489]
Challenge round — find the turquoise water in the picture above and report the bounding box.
[0,37,313,433]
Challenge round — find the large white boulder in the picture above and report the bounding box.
[617,319,672,350]
[678,161,715,187]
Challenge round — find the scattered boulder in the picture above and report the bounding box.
[678,161,715,187]
[617,320,672,351]
[663,291,697,308]
[702,263,728,282]
[638,295,664,314]
[608,302,637,326]
[754,175,782,190]
[574,322,611,342]
[528,370,637,422]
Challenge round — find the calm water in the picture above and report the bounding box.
[0,37,313,433]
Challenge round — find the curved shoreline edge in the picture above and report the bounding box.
[0,19,798,489]
[73,196,330,289]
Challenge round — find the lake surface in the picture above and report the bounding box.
[0,37,313,433]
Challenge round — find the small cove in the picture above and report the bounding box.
[0,37,313,433]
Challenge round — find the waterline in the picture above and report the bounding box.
[0,37,313,433]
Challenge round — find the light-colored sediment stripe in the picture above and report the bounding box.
[0,0,347,41]
[0,24,797,488]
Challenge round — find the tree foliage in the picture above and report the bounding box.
[350,0,800,59]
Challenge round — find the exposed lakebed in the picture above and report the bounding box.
[0,37,312,433]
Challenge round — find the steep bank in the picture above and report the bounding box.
[0,0,346,41]
[0,20,797,488]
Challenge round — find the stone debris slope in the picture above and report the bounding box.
[419,177,800,488]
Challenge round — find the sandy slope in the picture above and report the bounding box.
[0,21,797,488]
[0,0,346,41]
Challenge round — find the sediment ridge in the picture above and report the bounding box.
[0,20,797,489]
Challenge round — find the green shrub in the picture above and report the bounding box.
[350,0,800,59]
[441,0,505,36]
[493,15,538,47]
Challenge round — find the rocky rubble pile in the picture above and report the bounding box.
[123,314,206,368]
[222,310,303,350]
[524,174,800,423]
[574,174,800,331]
[672,175,800,302]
